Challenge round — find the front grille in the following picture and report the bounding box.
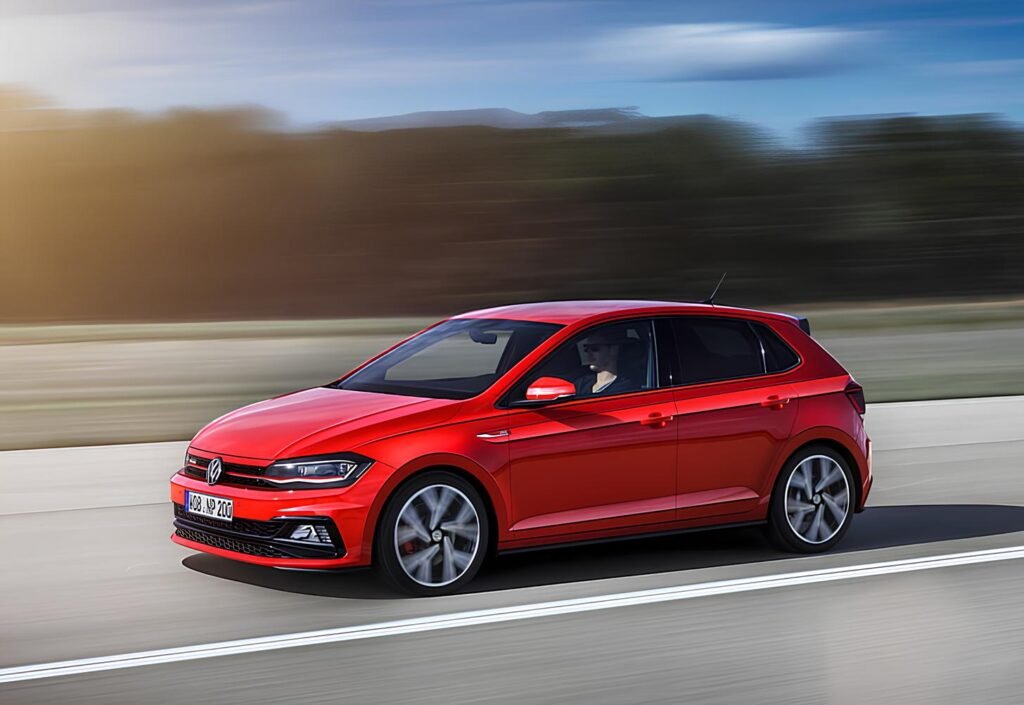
[173,503,284,538]
[175,527,290,558]
[183,456,274,488]
[173,503,345,559]
[188,456,268,475]
[219,474,271,488]
[181,466,272,488]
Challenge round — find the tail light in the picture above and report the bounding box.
[845,380,866,415]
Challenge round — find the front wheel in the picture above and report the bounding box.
[376,472,489,596]
[767,445,855,553]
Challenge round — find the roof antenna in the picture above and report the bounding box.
[701,272,727,305]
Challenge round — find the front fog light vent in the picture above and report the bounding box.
[289,524,333,544]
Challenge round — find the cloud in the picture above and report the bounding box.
[0,5,888,119]
[592,23,881,82]
[0,3,300,106]
[0,12,170,85]
[0,1,289,18]
[926,59,1024,77]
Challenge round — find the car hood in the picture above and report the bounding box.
[190,387,458,461]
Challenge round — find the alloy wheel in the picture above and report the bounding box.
[784,454,851,545]
[393,484,481,587]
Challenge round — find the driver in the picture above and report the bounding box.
[574,329,637,396]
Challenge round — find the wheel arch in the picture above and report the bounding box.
[362,454,505,564]
[768,428,867,510]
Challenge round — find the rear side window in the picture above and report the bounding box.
[755,324,800,373]
[670,317,764,385]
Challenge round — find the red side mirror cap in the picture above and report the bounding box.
[525,376,576,402]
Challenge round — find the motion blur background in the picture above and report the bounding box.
[1,0,1023,448]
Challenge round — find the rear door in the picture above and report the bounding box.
[658,316,799,521]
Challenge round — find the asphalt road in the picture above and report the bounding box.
[1,396,1023,704]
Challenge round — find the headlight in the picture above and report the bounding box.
[264,453,373,489]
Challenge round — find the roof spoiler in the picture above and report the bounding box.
[781,313,811,335]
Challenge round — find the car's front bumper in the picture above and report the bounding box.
[172,502,346,561]
[169,460,386,569]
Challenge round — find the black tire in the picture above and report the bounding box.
[767,444,856,553]
[375,471,490,596]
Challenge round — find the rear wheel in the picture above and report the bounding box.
[376,471,489,596]
[767,445,854,553]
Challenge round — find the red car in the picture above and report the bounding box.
[171,301,871,595]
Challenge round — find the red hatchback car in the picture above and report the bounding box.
[171,301,871,595]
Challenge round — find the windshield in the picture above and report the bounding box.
[336,318,562,400]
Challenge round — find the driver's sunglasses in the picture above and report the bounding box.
[582,343,612,352]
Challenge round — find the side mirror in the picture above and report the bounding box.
[524,376,576,403]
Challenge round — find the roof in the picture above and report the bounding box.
[454,300,796,327]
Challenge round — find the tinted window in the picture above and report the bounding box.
[509,319,656,402]
[671,317,764,384]
[755,324,800,373]
[339,318,561,399]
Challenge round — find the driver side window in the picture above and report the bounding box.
[511,319,656,401]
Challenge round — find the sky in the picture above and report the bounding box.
[1,0,1023,134]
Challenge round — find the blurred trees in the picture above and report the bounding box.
[1,87,1022,322]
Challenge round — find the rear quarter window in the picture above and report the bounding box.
[755,323,800,373]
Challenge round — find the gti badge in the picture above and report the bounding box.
[206,457,223,485]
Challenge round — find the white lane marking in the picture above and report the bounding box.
[3,545,1023,684]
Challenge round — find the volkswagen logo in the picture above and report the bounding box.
[206,457,223,485]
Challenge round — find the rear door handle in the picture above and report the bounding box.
[639,412,673,428]
[760,395,791,410]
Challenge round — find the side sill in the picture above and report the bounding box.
[497,520,768,556]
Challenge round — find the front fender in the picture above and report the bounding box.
[356,451,509,561]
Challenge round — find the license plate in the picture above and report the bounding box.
[185,490,233,522]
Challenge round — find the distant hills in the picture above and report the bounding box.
[333,107,659,131]
[0,85,736,135]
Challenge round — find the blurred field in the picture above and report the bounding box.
[1,299,1022,450]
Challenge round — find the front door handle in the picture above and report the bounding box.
[639,412,673,428]
[760,395,791,410]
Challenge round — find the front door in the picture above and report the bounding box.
[504,319,678,539]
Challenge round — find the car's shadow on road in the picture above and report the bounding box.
[181,503,1024,599]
